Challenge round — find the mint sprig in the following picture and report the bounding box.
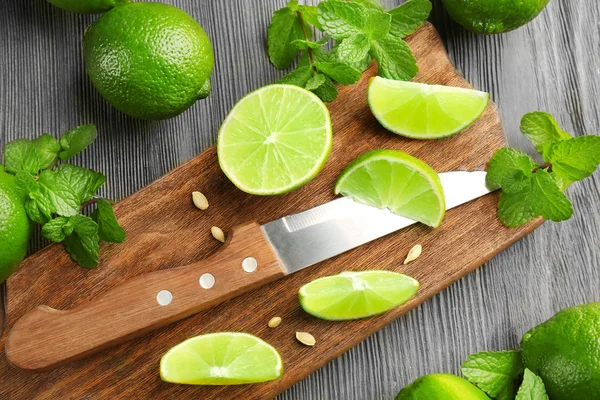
[267,0,431,102]
[2,125,125,268]
[516,369,549,400]
[461,350,523,398]
[487,112,600,227]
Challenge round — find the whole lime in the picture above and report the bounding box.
[0,166,31,283]
[83,3,214,120]
[395,374,490,399]
[521,303,600,400]
[442,0,550,34]
[47,0,129,14]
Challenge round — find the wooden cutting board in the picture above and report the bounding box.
[0,23,541,399]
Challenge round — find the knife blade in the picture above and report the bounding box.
[6,171,494,371]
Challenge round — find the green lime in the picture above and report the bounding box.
[160,332,283,385]
[368,77,489,139]
[521,303,600,400]
[47,0,128,14]
[396,374,490,399]
[335,149,445,227]
[442,0,550,34]
[83,3,214,120]
[217,84,332,195]
[0,166,31,283]
[299,271,419,320]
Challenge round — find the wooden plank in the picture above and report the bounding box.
[0,23,541,399]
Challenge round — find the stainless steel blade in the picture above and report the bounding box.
[261,171,494,274]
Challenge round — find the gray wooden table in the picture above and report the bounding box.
[1,0,598,398]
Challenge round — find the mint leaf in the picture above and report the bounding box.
[336,33,371,66]
[487,148,537,193]
[498,170,573,227]
[354,0,384,10]
[364,9,391,40]
[496,384,517,400]
[59,124,98,161]
[292,36,328,50]
[15,172,53,224]
[92,200,126,244]
[370,35,417,80]
[520,112,572,155]
[268,4,307,70]
[311,75,338,102]
[461,350,523,398]
[318,0,368,40]
[544,136,600,182]
[33,134,61,170]
[314,62,362,85]
[278,65,314,86]
[296,5,322,30]
[53,164,105,203]
[305,73,327,91]
[63,214,100,268]
[41,217,71,243]
[516,369,549,400]
[4,139,39,175]
[389,0,432,38]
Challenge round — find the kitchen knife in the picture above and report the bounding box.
[5,171,494,372]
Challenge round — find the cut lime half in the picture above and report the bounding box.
[335,149,446,227]
[160,332,283,385]
[217,84,332,195]
[368,77,489,139]
[299,271,419,320]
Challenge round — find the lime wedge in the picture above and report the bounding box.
[217,84,332,195]
[368,77,489,139]
[335,149,446,227]
[160,332,283,385]
[299,271,419,320]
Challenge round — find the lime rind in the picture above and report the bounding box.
[368,77,490,139]
[335,149,446,227]
[299,271,420,321]
[217,84,332,196]
[160,332,283,385]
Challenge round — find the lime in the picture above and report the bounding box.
[335,149,445,227]
[396,374,490,399]
[0,166,31,283]
[160,332,283,385]
[442,0,550,34]
[368,77,489,139]
[217,84,332,195]
[83,3,214,120]
[521,303,600,400]
[47,0,128,14]
[299,271,419,320]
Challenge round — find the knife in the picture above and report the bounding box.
[5,171,494,372]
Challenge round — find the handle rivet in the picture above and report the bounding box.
[156,290,173,306]
[200,273,215,289]
[242,257,258,273]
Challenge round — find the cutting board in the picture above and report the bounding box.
[0,23,541,399]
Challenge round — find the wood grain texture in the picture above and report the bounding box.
[0,22,542,399]
[6,222,286,372]
[0,1,598,399]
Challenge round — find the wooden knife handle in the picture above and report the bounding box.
[5,222,286,372]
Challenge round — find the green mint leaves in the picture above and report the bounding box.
[461,350,523,398]
[516,369,549,400]
[488,112,600,227]
[267,0,431,102]
[2,125,125,268]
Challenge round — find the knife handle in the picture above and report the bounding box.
[5,222,287,372]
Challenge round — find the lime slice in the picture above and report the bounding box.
[217,84,332,195]
[368,76,489,139]
[299,271,419,320]
[335,149,446,227]
[160,332,283,385]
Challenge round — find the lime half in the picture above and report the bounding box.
[160,332,283,385]
[217,84,332,195]
[335,149,446,227]
[299,271,419,320]
[368,77,489,139]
